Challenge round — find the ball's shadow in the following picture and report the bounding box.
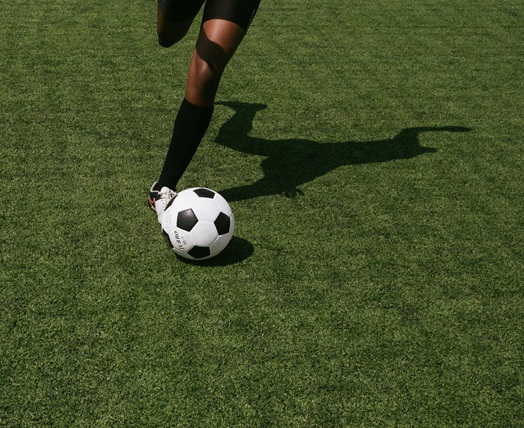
[175,236,254,266]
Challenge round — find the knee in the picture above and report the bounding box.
[186,56,224,106]
[188,55,224,90]
[157,18,193,48]
[158,39,174,48]
[198,56,219,77]
[157,32,181,48]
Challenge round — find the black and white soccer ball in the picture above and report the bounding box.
[161,188,234,260]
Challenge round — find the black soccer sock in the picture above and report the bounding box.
[156,98,214,191]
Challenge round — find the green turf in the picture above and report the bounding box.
[1,0,523,426]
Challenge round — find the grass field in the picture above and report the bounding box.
[1,0,523,426]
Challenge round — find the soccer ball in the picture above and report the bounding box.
[161,187,234,260]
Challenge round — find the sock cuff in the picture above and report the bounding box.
[179,98,214,117]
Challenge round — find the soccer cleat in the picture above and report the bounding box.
[148,182,177,224]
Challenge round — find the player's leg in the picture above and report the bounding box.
[184,19,245,107]
[152,19,243,214]
[185,0,261,106]
[151,0,261,222]
[156,0,205,47]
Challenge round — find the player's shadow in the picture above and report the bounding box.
[214,101,471,201]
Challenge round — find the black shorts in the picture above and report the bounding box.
[158,0,261,33]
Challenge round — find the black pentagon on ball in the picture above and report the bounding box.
[177,208,198,232]
[193,188,215,199]
[188,246,211,259]
[214,212,231,235]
